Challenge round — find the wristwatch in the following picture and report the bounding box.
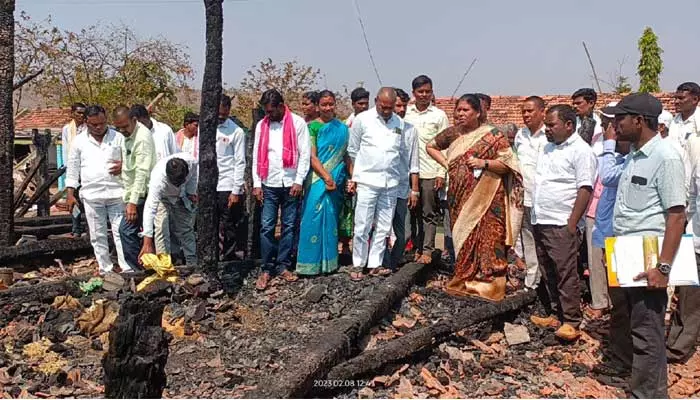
[484,160,489,170]
[656,262,672,276]
[410,191,420,197]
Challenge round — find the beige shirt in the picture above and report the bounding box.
[404,104,449,179]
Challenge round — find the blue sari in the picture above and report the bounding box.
[296,119,349,275]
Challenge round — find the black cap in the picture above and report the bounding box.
[601,93,662,118]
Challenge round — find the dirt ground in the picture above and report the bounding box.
[1,253,699,399]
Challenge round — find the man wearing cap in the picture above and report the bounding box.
[602,93,686,398]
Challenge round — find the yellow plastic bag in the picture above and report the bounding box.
[137,253,179,292]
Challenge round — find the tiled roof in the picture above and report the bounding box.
[434,92,676,126]
[14,107,71,133]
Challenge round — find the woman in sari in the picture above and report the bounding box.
[426,94,523,301]
[296,90,350,275]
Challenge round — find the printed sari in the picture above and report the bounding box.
[432,125,523,301]
[296,119,349,275]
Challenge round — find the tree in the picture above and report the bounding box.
[602,57,632,94]
[230,58,351,127]
[13,15,194,127]
[196,0,223,275]
[0,0,14,246]
[637,27,663,93]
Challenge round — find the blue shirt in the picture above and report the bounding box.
[613,134,686,236]
[592,140,626,248]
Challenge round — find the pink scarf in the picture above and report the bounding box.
[257,106,298,181]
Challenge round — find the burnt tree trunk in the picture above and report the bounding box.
[246,107,264,259]
[33,129,52,217]
[102,295,170,399]
[0,0,15,246]
[196,0,223,272]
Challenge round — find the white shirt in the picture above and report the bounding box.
[404,104,450,179]
[397,121,420,199]
[513,124,547,207]
[142,153,198,238]
[149,118,179,161]
[252,112,311,188]
[215,118,246,193]
[668,108,700,150]
[347,108,408,189]
[65,129,124,201]
[61,122,87,165]
[532,133,597,226]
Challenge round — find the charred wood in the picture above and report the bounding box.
[326,290,537,381]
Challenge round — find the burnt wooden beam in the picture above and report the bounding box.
[14,223,73,239]
[15,165,65,218]
[252,262,428,398]
[326,290,537,382]
[0,236,91,263]
[13,154,44,208]
[0,279,80,305]
[196,0,224,273]
[0,0,15,247]
[33,129,52,217]
[15,214,79,227]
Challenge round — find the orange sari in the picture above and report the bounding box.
[432,125,523,301]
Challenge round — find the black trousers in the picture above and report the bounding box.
[608,287,668,399]
[216,191,247,261]
[666,253,700,363]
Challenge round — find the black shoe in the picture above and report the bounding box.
[592,357,631,377]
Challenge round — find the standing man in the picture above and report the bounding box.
[571,88,603,151]
[601,94,685,398]
[668,82,700,149]
[131,105,179,256]
[405,75,450,264]
[345,87,370,128]
[139,153,198,266]
[112,106,156,271]
[61,102,87,237]
[252,89,310,290]
[383,88,420,270]
[347,87,409,280]
[65,105,126,274]
[530,104,597,341]
[216,94,247,261]
[513,96,548,291]
[176,112,199,159]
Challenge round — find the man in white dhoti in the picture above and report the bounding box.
[347,87,411,280]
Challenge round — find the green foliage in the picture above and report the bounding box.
[14,13,193,127]
[614,75,632,94]
[637,27,663,93]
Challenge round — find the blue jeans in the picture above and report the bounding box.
[119,202,144,271]
[260,185,300,275]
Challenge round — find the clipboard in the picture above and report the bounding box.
[605,234,699,287]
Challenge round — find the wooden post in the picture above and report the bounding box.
[33,129,51,217]
[0,0,15,247]
[247,107,264,259]
[196,0,224,274]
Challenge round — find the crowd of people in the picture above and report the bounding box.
[59,75,700,398]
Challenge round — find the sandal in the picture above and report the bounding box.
[280,270,298,283]
[255,272,271,291]
[413,252,423,262]
[349,267,364,281]
[369,267,392,277]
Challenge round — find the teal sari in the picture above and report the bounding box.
[296,119,349,275]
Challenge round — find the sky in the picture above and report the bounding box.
[17,0,700,97]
